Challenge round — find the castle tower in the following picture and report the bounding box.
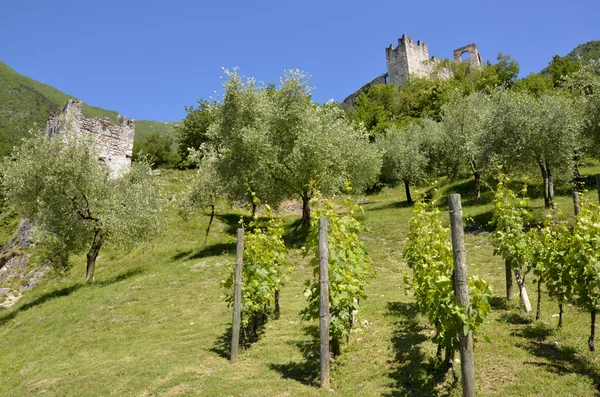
[385,34,435,87]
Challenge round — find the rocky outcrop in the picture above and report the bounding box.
[0,218,49,308]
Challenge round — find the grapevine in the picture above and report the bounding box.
[301,193,375,356]
[222,206,291,344]
[403,200,492,376]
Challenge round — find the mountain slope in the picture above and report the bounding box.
[540,40,600,75]
[0,60,174,156]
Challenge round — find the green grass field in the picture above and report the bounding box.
[2,167,600,396]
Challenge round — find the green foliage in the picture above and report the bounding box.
[403,201,492,355]
[440,91,491,182]
[493,53,520,87]
[564,60,600,156]
[565,198,600,312]
[132,132,180,168]
[484,90,583,207]
[178,146,220,219]
[204,69,381,218]
[490,174,532,272]
[133,120,177,147]
[548,55,581,87]
[514,73,554,96]
[376,121,435,195]
[353,84,402,135]
[301,194,374,355]
[1,130,164,273]
[527,214,571,306]
[175,99,214,164]
[221,208,290,341]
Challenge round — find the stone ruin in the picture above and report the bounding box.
[44,99,136,176]
[0,100,136,307]
[343,34,482,106]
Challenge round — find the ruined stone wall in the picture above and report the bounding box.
[453,43,483,69]
[45,99,135,176]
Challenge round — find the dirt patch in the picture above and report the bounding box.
[28,377,61,392]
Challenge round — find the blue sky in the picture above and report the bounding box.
[2,0,598,121]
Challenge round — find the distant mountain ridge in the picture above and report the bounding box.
[0,60,175,156]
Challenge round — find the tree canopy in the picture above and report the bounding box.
[187,69,382,225]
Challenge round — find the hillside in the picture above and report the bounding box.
[1,166,600,395]
[0,60,175,156]
[540,39,600,74]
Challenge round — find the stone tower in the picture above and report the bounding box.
[45,99,135,176]
[385,34,440,87]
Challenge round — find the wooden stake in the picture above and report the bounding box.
[230,228,244,364]
[505,259,513,301]
[448,194,476,397]
[318,217,330,389]
[573,190,581,217]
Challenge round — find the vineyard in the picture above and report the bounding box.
[1,50,600,396]
[1,165,600,396]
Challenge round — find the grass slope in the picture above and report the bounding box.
[0,61,175,156]
[2,168,600,396]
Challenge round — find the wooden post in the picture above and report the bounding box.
[573,190,581,217]
[505,260,513,301]
[596,174,600,203]
[448,194,476,397]
[230,228,244,364]
[318,217,331,389]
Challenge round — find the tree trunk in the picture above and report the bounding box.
[403,179,413,205]
[547,162,555,208]
[558,303,563,328]
[274,289,280,319]
[331,336,341,357]
[539,161,550,209]
[505,259,513,301]
[514,269,532,313]
[204,201,215,247]
[445,347,458,385]
[300,191,311,228]
[590,310,596,352]
[86,228,103,283]
[536,278,542,320]
[251,200,257,219]
[469,159,481,199]
[574,151,583,191]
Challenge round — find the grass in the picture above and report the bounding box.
[2,168,600,396]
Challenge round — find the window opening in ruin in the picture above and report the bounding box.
[461,51,471,62]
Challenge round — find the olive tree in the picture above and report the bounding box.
[376,121,435,204]
[485,90,582,208]
[2,131,164,282]
[203,69,382,226]
[440,91,491,199]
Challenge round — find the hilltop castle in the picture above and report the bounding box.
[344,34,482,106]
